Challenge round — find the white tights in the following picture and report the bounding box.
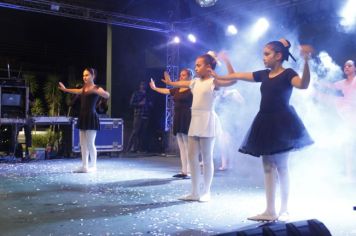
[176,133,189,174]
[79,130,97,170]
[262,153,289,216]
[188,136,215,197]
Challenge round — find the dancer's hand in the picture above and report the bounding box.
[218,51,230,63]
[300,45,314,61]
[161,71,172,85]
[149,78,156,90]
[58,82,66,91]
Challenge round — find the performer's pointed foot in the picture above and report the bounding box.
[247,213,278,222]
[178,194,200,201]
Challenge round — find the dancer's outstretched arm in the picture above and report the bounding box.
[211,70,254,82]
[58,82,82,94]
[291,45,313,89]
[162,71,191,88]
[149,79,170,95]
[214,51,238,87]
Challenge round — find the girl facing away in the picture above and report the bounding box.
[59,68,110,173]
[212,39,314,221]
[162,52,236,202]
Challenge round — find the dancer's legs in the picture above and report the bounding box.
[275,152,289,215]
[176,133,189,174]
[186,136,201,198]
[79,130,89,171]
[218,131,229,170]
[248,153,290,221]
[199,137,215,199]
[86,130,97,170]
[262,155,278,217]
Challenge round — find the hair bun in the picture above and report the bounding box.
[206,50,221,66]
[279,38,291,49]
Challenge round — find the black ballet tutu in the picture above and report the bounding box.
[77,112,100,130]
[173,107,191,135]
[239,106,313,157]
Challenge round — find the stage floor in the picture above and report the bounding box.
[0,154,355,235]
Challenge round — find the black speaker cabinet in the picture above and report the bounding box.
[219,219,331,236]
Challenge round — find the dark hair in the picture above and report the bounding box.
[84,67,97,80]
[198,54,217,70]
[181,68,194,78]
[266,39,296,62]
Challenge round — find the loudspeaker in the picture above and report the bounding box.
[0,124,23,157]
[219,219,331,236]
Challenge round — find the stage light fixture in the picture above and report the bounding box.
[339,0,356,30]
[256,18,269,30]
[187,34,197,43]
[250,17,269,40]
[196,0,218,7]
[226,25,238,35]
[173,36,180,44]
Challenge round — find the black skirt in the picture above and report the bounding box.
[239,106,313,157]
[173,107,191,135]
[77,112,100,130]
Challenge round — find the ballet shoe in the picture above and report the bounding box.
[278,212,290,222]
[178,194,200,201]
[218,166,227,171]
[247,213,278,222]
[172,173,188,178]
[199,193,211,202]
[73,167,89,173]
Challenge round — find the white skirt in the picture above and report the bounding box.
[188,109,222,137]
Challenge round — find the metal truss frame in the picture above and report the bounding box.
[0,0,171,33]
[164,40,179,152]
[165,41,179,132]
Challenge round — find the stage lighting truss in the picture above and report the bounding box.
[165,41,179,132]
[0,0,171,33]
[196,0,218,8]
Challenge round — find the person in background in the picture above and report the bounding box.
[315,59,356,180]
[126,81,153,153]
[215,88,244,170]
[214,51,244,171]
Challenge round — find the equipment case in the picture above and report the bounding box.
[72,118,123,153]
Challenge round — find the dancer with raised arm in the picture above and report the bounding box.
[162,52,236,202]
[212,39,314,221]
[59,68,110,173]
[150,69,193,178]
